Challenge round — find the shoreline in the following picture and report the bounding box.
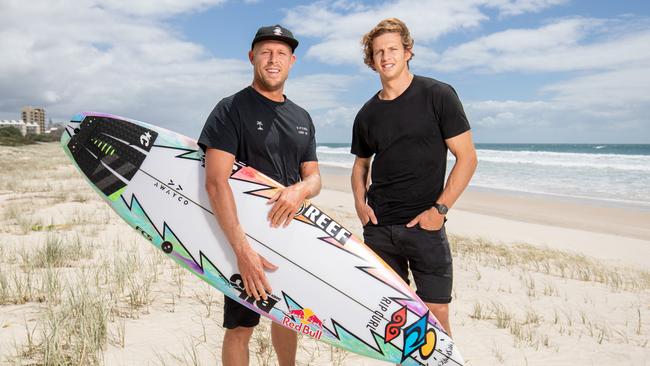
[2,143,649,365]
[319,169,650,241]
[319,164,650,211]
[315,172,650,269]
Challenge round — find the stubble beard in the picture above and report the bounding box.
[254,72,287,94]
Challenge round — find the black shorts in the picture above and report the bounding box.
[223,296,260,329]
[363,224,453,304]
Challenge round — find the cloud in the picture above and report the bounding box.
[0,0,250,137]
[466,66,650,142]
[409,46,440,71]
[433,17,650,73]
[284,0,568,67]
[310,105,360,142]
[282,1,649,142]
[284,0,491,66]
[487,0,569,17]
[0,0,368,141]
[94,0,227,17]
[286,74,361,110]
[467,100,553,128]
[543,67,650,117]
[285,73,363,141]
[450,15,650,142]
[2,0,646,144]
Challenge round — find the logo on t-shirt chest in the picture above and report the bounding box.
[296,126,309,136]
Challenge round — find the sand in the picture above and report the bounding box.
[319,172,650,269]
[1,143,648,365]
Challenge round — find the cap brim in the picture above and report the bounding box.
[252,36,298,52]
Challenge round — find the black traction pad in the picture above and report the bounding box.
[67,115,158,197]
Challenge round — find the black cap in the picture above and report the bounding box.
[251,24,299,52]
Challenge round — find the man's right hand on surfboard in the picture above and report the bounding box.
[234,242,278,301]
[204,148,279,301]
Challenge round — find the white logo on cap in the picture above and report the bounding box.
[273,26,282,36]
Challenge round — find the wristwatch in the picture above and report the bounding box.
[433,202,448,215]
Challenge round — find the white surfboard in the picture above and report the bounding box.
[60,112,464,365]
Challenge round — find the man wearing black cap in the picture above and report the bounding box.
[199,25,321,366]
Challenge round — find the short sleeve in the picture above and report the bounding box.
[301,114,318,163]
[350,111,373,158]
[435,84,471,140]
[197,99,239,155]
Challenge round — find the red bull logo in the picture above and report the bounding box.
[306,314,323,328]
[283,307,323,340]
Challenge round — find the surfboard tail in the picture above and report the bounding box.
[66,114,158,200]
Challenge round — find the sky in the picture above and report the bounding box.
[1,0,649,143]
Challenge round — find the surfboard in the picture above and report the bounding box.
[60,112,464,365]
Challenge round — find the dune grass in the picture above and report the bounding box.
[450,235,650,291]
[2,143,648,365]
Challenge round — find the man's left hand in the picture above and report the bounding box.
[406,207,445,231]
[267,185,306,228]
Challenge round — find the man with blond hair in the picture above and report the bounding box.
[351,18,477,337]
[199,24,321,365]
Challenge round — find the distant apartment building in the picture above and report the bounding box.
[0,119,41,135]
[21,106,45,134]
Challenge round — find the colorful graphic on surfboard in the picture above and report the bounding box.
[60,112,464,365]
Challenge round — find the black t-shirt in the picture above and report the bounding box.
[198,86,317,186]
[351,75,470,225]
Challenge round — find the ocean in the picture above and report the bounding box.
[316,143,650,208]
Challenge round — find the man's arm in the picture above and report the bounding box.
[437,130,478,209]
[267,161,321,227]
[204,148,277,301]
[351,156,378,225]
[407,130,477,229]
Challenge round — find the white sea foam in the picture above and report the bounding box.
[316,146,351,155]
[319,161,354,169]
[475,149,650,172]
[315,144,650,206]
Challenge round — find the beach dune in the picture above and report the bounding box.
[0,143,648,365]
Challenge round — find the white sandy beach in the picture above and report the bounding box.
[1,143,648,365]
[317,173,650,269]
[315,174,650,365]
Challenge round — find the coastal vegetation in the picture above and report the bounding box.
[0,126,62,146]
[0,143,647,365]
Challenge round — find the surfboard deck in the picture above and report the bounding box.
[60,112,464,365]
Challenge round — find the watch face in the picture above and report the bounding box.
[436,203,448,214]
